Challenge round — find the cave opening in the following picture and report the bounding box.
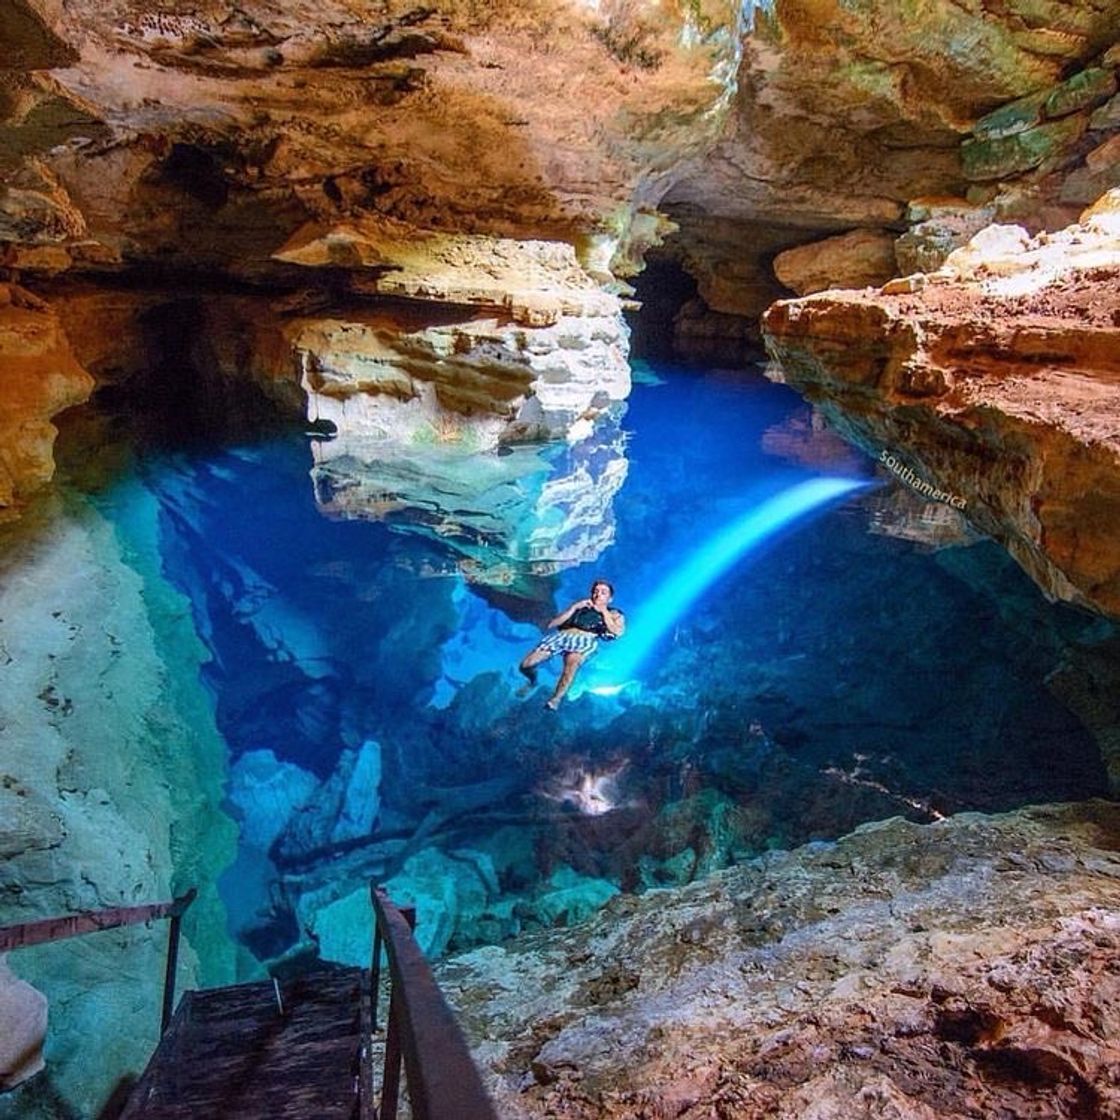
[626,255,698,360]
[160,143,231,210]
[627,254,767,367]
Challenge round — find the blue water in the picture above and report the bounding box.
[95,360,1110,960]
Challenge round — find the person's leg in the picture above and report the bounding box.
[519,645,550,687]
[546,651,586,709]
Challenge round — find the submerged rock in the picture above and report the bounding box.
[0,489,237,1116]
[442,801,1120,1120]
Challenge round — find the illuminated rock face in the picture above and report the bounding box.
[2,0,1118,516]
[763,192,1120,621]
[282,228,631,449]
[0,284,93,517]
[2,0,742,274]
[288,234,632,589]
[1,0,728,515]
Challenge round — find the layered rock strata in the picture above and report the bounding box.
[762,192,1120,623]
[663,4,1120,331]
[281,224,631,448]
[444,800,1120,1120]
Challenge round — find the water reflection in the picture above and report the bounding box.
[309,412,629,599]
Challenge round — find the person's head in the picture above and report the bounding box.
[590,579,614,604]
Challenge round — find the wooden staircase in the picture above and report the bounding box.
[1,885,498,1120]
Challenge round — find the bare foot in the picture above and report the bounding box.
[544,698,560,711]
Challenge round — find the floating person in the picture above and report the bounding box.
[519,579,625,710]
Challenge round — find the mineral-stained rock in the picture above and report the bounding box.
[0,158,87,245]
[962,114,1089,182]
[11,0,741,276]
[441,801,1120,1120]
[762,191,1120,622]
[773,229,898,296]
[0,282,94,515]
[1044,67,1119,121]
[0,0,78,72]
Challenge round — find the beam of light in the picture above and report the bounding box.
[584,476,868,692]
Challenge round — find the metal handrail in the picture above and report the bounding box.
[0,889,197,1034]
[370,885,499,1120]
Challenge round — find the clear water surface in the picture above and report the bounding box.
[65,360,1117,962]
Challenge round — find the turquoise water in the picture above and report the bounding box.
[89,360,1111,961]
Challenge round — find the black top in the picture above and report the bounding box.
[562,605,623,638]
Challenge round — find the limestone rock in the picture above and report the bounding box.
[526,864,619,928]
[0,489,237,1114]
[0,283,94,515]
[10,0,741,277]
[773,229,898,296]
[307,845,499,962]
[895,197,996,275]
[276,740,382,859]
[307,386,630,594]
[0,158,87,245]
[1091,92,1120,131]
[962,115,1089,182]
[286,227,631,450]
[762,191,1120,621]
[1043,67,1118,121]
[441,801,1120,1119]
[276,222,619,325]
[665,0,1119,234]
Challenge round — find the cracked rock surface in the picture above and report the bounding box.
[441,801,1120,1120]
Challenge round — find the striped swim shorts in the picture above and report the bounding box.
[535,628,599,657]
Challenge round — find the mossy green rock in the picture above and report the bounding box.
[962,115,1087,180]
[972,90,1048,141]
[1043,67,1117,120]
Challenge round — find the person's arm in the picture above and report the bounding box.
[598,606,625,637]
[547,599,588,629]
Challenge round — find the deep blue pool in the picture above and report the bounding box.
[95,359,1112,960]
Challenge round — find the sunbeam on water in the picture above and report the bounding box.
[581,476,871,695]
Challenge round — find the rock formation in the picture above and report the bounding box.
[445,800,1120,1120]
[763,191,1120,623]
[0,488,237,1115]
[2,0,742,525]
[1,4,1119,1116]
[0,283,92,516]
[2,0,1117,522]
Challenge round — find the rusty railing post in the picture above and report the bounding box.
[160,889,196,1035]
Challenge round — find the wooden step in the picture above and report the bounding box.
[120,967,371,1119]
